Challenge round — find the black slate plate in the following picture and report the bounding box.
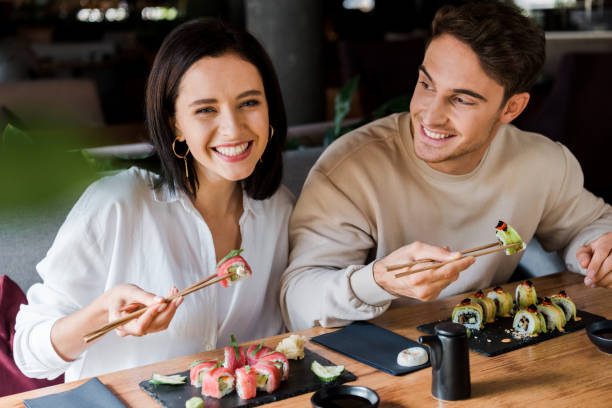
[310,321,430,376]
[417,309,605,357]
[139,348,356,407]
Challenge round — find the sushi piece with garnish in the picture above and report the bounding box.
[216,249,252,288]
[259,351,290,381]
[452,298,485,330]
[235,366,257,400]
[515,280,538,309]
[190,359,220,387]
[495,220,526,255]
[470,290,497,323]
[251,361,281,393]
[536,297,566,332]
[513,304,546,335]
[201,366,235,399]
[487,286,514,317]
[223,335,247,371]
[551,290,578,322]
[246,343,273,366]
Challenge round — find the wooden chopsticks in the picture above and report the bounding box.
[391,242,521,279]
[82,271,235,343]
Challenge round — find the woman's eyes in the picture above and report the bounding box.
[195,99,260,114]
[239,99,260,108]
[196,106,217,114]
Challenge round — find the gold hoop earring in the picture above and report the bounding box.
[269,125,274,140]
[172,137,190,179]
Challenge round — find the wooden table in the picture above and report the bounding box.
[2,272,610,407]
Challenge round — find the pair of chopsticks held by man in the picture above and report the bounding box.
[14,3,612,384]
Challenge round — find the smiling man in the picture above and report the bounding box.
[280,2,612,330]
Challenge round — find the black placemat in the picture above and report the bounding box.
[24,378,126,408]
[310,321,430,376]
[417,309,605,357]
[139,348,356,408]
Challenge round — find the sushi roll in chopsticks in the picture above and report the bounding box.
[252,361,281,393]
[515,280,537,309]
[452,299,485,330]
[223,335,247,371]
[470,290,497,323]
[551,290,577,322]
[536,297,566,332]
[513,304,546,335]
[495,220,526,255]
[246,343,273,366]
[259,351,290,381]
[190,359,219,387]
[216,249,252,288]
[201,366,235,399]
[487,286,514,317]
[235,366,257,400]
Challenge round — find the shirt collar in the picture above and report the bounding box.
[152,179,263,218]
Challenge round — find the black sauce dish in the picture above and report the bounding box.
[586,320,612,354]
[311,385,380,408]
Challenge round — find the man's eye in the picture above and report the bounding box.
[455,97,475,106]
[196,107,216,114]
[419,81,431,90]
[240,99,260,108]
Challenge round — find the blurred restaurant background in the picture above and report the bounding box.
[1,0,611,199]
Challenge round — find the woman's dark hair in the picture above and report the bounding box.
[146,18,287,200]
[430,2,545,103]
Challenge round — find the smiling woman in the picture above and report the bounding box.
[13,19,294,384]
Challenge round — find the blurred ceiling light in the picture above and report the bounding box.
[105,8,128,22]
[141,7,179,21]
[342,0,375,13]
[513,0,577,10]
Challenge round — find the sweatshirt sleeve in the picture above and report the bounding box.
[535,143,612,274]
[280,169,395,331]
[13,188,108,380]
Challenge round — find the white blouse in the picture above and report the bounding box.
[14,167,294,382]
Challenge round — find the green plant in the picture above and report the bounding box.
[324,77,413,145]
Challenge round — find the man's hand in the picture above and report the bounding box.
[576,231,612,288]
[373,241,475,301]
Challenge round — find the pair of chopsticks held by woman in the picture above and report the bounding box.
[14,2,612,384]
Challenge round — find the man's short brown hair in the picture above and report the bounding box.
[431,2,545,102]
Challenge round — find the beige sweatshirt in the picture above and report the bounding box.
[281,112,612,331]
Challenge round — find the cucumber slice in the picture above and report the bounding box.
[149,373,187,385]
[311,360,344,382]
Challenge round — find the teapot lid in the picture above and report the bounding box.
[434,322,467,337]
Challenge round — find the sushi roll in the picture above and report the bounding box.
[495,220,526,255]
[201,366,235,399]
[551,290,577,322]
[223,335,247,371]
[259,351,290,381]
[216,249,252,288]
[487,286,514,317]
[513,304,545,335]
[536,297,566,332]
[252,361,281,393]
[246,343,273,366]
[235,366,257,400]
[452,298,485,330]
[189,359,220,387]
[470,290,497,323]
[515,280,537,309]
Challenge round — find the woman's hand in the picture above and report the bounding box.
[106,284,183,338]
[373,241,475,301]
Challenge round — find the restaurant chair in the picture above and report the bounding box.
[0,275,63,397]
